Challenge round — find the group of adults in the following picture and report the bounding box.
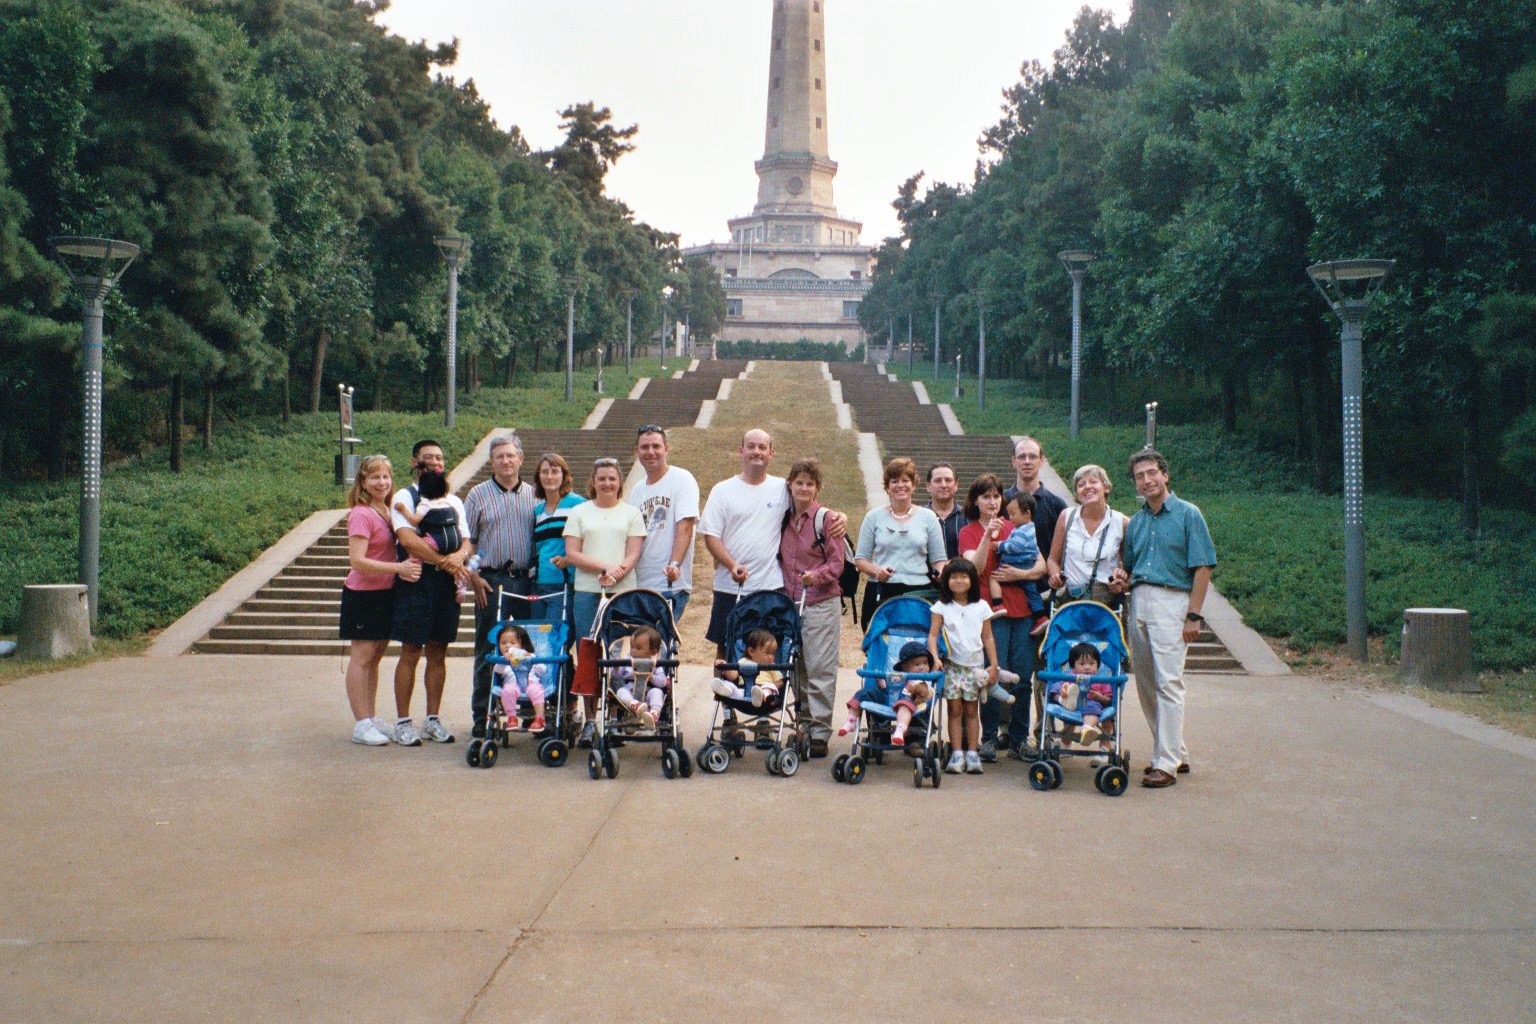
[339,426,1215,789]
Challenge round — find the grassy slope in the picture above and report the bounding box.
[2,359,665,640]
[886,364,1536,671]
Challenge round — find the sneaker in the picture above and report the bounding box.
[944,752,965,774]
[965,751,984,774]
[710,678,740,700]
[577,720,596,748]
[1079,724,1102,746]
[837,712,859,736]
[986,682,1016,705]
[979,739,998,763]
[422,717,455,744]
[351,719,390,746]
[1088,755,1109,768]
[393,720,422,746]
[636,705,657,729]
[529,715,547,733]
[750,684,767,708]
[889,725,906,746]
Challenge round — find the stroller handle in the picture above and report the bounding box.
[597,658,681,670]
[857,668,944,682]
[1037,670,1128,685]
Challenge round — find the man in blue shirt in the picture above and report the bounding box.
[1110,448,1216,789]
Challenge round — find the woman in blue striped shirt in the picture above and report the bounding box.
[530,453,585,623]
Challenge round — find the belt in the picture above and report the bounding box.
[482,564,530,579]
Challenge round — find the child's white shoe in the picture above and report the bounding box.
[1079,724,1102,746]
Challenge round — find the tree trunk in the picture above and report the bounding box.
[309,329,330,414]
[45,352,71,481]
[1289,354,1306,461]
[1306,338,1330,492]
[1461,414,1481,536]
[202,381,214,451]
[373,365,385,411]
[1221,366,1240,433]
[169,374,184,473]
[505,349,514,386]
[282,363,291,424]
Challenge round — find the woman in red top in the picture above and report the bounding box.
[958,473,1047,760]
[778,457,845,757]
[341,454,422,745]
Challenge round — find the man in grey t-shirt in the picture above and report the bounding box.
[626,426,699,623]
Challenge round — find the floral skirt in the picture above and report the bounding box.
[943,662,987,702]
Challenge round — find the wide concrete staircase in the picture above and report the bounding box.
[831,363,1243,673]
[191,363,737,656]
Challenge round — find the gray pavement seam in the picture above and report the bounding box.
[459,779,636,1024]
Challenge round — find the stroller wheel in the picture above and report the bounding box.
[678,746,694,778]
[479,741,498,769]
[662,748,680,779]
[1100,765,1128,796]
[1048,761,1064,789]
[844,755,867,785]
[778,748,800,778]
[701,744,731,775]
[913,760,924,789]
[929,757,942,788]
[765,747,781,775]
[538,738,569,768]
[587,751,602,780]
[465,739,483,768]
[603,747,619,779]
[831,753,849,783]
[1028,760,1053,791]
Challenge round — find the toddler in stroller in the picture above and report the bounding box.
[710,628,784,707]
[1030,600,1132,796]
[697,591,804,777]
[491,625,548,733]
[587,589,689,780]
[612,624,668,728]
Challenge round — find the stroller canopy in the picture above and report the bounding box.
[722,590,802,659]
[594,589,681,651]
[861,595,943,674]
[1039,601,1128,677]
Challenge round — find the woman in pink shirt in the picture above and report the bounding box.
[778,457,845,757]
[342,455,422,746]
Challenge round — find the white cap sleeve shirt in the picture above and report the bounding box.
[698,474,789,595]
[934,600,994,668]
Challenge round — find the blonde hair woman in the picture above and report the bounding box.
[341,455,422,745]
[1046,464,1127,607]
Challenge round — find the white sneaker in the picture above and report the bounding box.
[944,751,965,774]
[393,720,422,746]
[352,719,390,746]
[1088,755,1109,767]
[965,751,984,774]
[421,717,455,743]
[710,678,741,700]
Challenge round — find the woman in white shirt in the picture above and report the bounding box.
[1045,464,1127,608]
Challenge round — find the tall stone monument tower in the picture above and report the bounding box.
[686,0,873,351]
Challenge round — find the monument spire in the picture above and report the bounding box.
[756,0,839,216]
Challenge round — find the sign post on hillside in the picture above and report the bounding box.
[1307,257,1395,662]
[336,384,361,487]
[48,235,139,628]
[434,235,471,428]
[1144,401,1158,450]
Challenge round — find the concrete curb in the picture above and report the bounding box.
[628,378,649,399]
[1013,434,1286,677]
[743,360,757,377]
[717,379,734,401]
[151,428,505,658]
[1364,690,1536,760]
[912,381,931,405]
[581,398,614,430]
[828,380,852,429]
[818,361,832,381]
[856,433,887,514]
[695,400,718,429]
[938,404,963,435]
[147,509,346,657]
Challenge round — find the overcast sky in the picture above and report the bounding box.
[375,1,1133,247]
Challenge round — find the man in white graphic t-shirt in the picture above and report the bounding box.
[700,428,847,658]
[626,425,699,623]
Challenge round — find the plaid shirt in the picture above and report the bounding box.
[463,476,536,571]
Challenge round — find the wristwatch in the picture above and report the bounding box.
[1185,612,1204,623]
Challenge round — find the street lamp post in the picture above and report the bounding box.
[659,285,673,373]
[1057,249,1095,439]
[932,294,942,380]
[953,352,963,401]
[906,311,913,373]
[1307,258,1395,662]
[976,295,986,411]
[625,293,634,375]
[48,236,139,628]
[563,280,576,402]
[886,319,894,364]
[433,235,471,428]
[1144,400,1159,450]
[683,305,691,359]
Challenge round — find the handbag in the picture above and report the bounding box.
[1053,509,1118,608]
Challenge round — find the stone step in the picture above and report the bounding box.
[293,554,352,568]
[225,609,475,627]
[256,585,339,600]
[191,639,477,657]
[207,623,476,641]
[243,599,343,614]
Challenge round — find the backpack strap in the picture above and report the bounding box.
[813,506,829,546]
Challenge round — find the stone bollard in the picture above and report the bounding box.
[16,584,93,660]
[1400,608,1478,692]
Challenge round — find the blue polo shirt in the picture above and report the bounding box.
[1123,492,1217,592]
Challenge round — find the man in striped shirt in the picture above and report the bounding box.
[464,434,537,738]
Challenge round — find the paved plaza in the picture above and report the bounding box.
[2,653,1533,1022]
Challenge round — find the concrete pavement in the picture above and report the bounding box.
[2,650,1532,1022]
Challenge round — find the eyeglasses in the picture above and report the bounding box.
[636,425,666,438]
[593,457,620,467]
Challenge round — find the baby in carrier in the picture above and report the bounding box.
[394,469,464,556]
[1050,641,1114,759]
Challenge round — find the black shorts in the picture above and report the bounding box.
[390,567,461,646]
[340,585,396,641]
[705,591,742,646]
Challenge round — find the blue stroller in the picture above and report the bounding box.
[1030,600,1131,796]
[468,581,576,770]
[589,588,690,780]
[697,590,805,778]
[832,595,947,788]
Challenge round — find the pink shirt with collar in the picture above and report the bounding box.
[779,501,845,605]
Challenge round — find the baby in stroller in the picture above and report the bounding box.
[840,640,934,746]
[1050,641,1114,760]
[612,624,669,729]
[491,625,548,733]
[710,628,784,708]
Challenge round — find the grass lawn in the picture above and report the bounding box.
[884,362,1536,677]
[2,359,665,642]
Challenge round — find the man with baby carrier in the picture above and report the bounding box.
[1110,448,1216,789]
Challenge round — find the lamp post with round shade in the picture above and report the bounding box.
[434,235,471,428]
[48,236,139,628]
[1306,258,1395,662]
[562,275,578,402]
[1057,249,1095,439]
[932,291,942,380]
[625,293,634,374]
[975,294,986,410]
[659,285,673,373]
